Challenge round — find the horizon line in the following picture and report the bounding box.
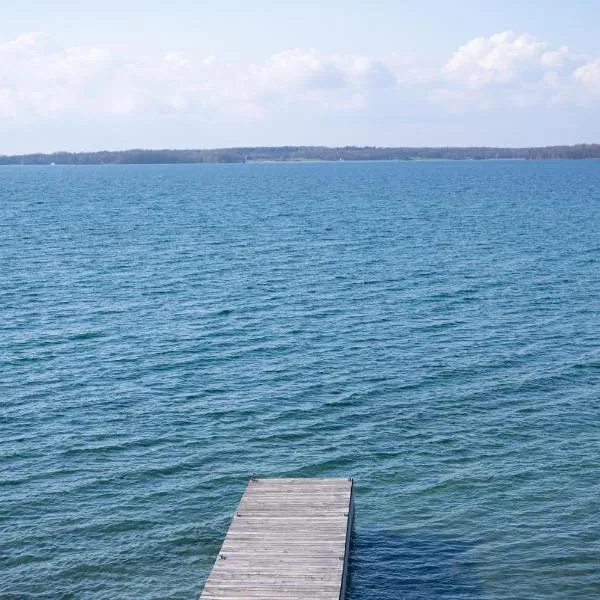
[2,142,600,157]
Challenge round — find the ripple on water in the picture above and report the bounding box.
[1,161,599,599]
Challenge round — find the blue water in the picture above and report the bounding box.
[1,161,599,599]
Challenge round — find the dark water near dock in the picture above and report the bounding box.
[1,160,599,599]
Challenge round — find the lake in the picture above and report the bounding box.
[1,160,599,599]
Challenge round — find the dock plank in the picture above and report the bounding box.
[200,477,354,600]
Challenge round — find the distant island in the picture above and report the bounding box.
[1,144,599,165]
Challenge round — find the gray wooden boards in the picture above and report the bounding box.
[200,477,354,600]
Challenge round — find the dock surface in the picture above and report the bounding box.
[200,477,354,600]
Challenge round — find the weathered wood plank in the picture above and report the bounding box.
[199,477,354,600]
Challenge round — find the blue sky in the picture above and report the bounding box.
[1,1,599,152]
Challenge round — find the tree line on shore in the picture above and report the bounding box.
[1,144,599,165]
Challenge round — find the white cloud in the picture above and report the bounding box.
[0,30,598,127]
[443,31,545,87]
[241,50,399,117]
[574,59,600,91]
[437,31,598,110]
[254,50,346,90]
[247,49,398,93]
[441,31,584,89]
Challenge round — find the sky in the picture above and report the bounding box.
[1,0,600,153]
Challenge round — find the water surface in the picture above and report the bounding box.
[1,161,599,599]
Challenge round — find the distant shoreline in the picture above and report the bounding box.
[1,144,599,165]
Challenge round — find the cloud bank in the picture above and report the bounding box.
[1,30,599,148]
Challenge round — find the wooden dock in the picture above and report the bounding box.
[200,477,354,600]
